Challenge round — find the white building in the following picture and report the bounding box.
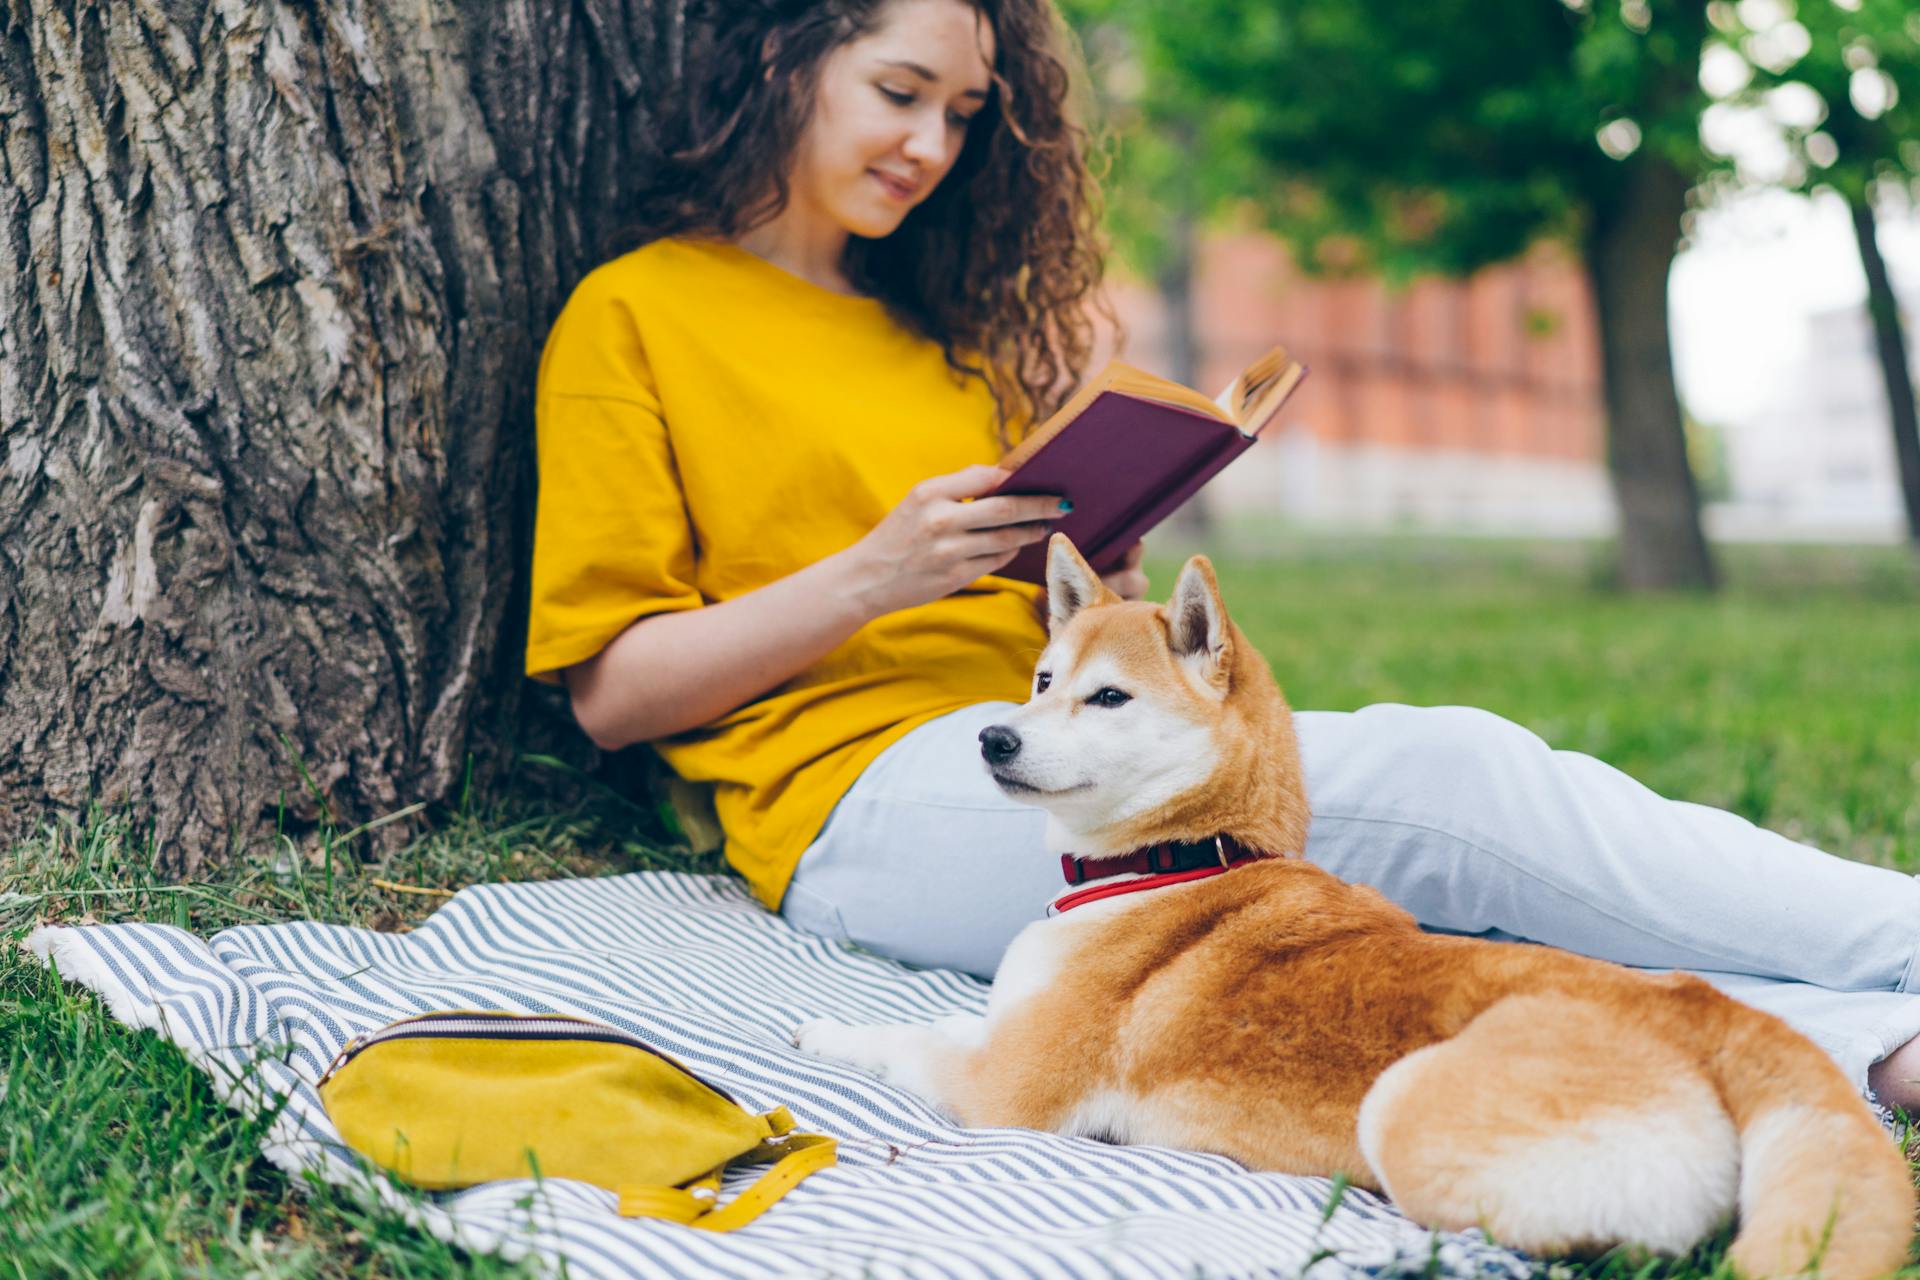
[1709,296,1914,543]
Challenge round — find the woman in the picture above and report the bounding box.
[524,0,1920,1108]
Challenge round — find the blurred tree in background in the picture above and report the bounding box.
[1066,0,1738,591]
[1065,0,1274,537]
[1716,0,1920,551]
[1065,1,1265,388]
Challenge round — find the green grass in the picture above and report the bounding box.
[5,535,1918,1276]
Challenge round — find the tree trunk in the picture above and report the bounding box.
[1845,191,1920,550]
[1584,154,1717,591]
[1157,202,1201,394]
[0,0,671,871]
[1152,125,1211,544]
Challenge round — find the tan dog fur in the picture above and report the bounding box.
[797,535,1915,1277]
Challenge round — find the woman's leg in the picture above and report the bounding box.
[1296,703,1920,1093]
[1295,703,1920,991]
[781,702,1050,978]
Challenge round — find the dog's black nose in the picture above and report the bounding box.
[978,725,1022,765]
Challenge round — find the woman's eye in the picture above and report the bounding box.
[1089,687,1131,708]
[947,111,976,130]
[878,86,914,106]
[1034,672,1052,693]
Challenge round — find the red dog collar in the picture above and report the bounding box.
[1052,836,1265,915]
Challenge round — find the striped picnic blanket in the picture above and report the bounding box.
[28,870,1535,1278]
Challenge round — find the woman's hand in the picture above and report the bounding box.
[1100,542,1149,601]
[837,464,1064,620]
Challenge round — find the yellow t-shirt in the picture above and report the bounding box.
[525,238,1046,908]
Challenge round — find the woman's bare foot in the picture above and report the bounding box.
[1866,1032,1920,1114]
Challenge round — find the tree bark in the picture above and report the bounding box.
[0,0,671,871]
[1845,191,1920,550]
[1584,153,1717,591]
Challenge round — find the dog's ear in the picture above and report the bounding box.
[1167,555,1232,692]
[1046,534,1119,632]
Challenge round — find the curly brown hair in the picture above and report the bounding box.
[614,0,1110,438]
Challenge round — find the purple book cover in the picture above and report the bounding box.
[989,393,1256,586]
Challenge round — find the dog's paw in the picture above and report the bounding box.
[791,1021,961,1105]
[791,1018,859,1063]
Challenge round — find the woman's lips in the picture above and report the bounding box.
[870,170,917,202]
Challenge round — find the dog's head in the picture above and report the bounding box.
[980,534,1307,857]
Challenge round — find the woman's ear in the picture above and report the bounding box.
[1046,534,1119,633]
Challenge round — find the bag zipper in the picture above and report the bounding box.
[315,1010,735,1102]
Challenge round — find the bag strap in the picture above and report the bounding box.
[616,1108,837,1232]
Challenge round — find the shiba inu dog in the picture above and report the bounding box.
[796,535,1915,1277]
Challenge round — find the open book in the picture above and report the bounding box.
[989,345,1308,585]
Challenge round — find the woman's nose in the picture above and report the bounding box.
[900,114,949,169]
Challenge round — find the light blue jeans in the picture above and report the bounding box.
[782,701,1920,1090]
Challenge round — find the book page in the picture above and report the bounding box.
[1222,346,1306,436]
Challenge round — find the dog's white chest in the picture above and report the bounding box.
[987,894,1146,1021]
[987,914,1090,1020]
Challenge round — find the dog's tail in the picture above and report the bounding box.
[1708,1004,1913,1280]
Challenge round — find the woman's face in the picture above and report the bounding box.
[792,0,996,240]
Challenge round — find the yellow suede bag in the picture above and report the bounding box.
[316,1009,836,1230]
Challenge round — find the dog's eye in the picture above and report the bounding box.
[1034,671,1051,693]
[1089,687,1131,708]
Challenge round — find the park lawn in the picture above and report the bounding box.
[3,535,1917,1277]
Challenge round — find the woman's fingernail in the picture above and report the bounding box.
[1058,498,1073,513]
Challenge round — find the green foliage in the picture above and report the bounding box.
[1710,0,1920,205]
[1065,0,1920,275]
[1062,0,1730,279]
[1061,0,1272,274]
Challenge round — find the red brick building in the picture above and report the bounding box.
[1103,233,1616,533]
